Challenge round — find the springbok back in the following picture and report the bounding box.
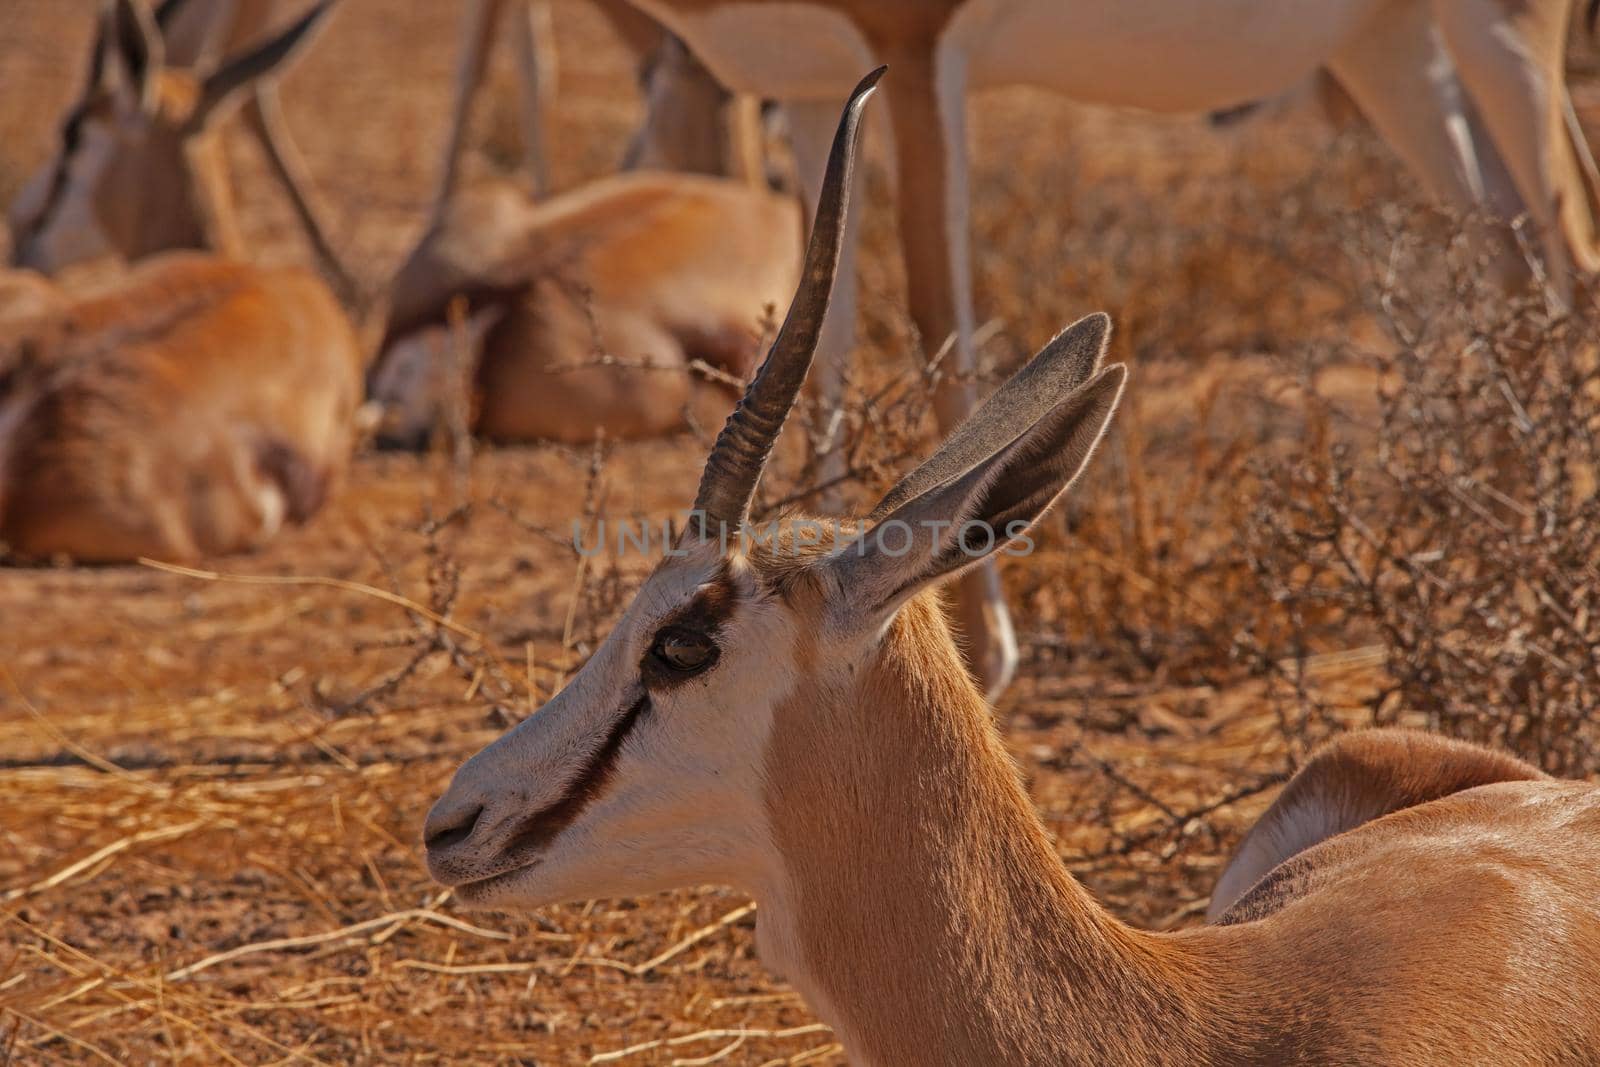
[1,254,362,563]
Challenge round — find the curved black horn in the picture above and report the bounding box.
[688,66,885,540]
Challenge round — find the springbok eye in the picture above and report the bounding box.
[651,628,718,674]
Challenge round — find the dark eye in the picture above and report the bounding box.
[651,628,718,674]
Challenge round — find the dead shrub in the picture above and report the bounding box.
[1237,234,1600,773]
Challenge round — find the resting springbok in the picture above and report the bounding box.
[1,3,365,563]
[8,0,353,298]
[370,2,801,447]
[425,73,1600,1065]
[604,0,1600,699]
[0,254,363,563]
[1207,729,1551,922]
[372,171,802,446]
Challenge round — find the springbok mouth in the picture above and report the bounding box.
[463,693,652,887]
[454,858,543,902]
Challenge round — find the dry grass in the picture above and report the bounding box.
[3,1,1600,1063]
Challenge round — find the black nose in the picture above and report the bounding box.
[424,804,483,852]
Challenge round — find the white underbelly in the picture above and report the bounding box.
[630,1,875,100]
[961,0,1392,112]
[632,0,1393,113]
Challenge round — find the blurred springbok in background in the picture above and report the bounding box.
[1,0,794,557]
[8,0,354,299]
[370,0,801,448]
[6,0,762,300]
[439,0,771,208]
[612,0,1600,699]
[0,1,365,563]
[372,172,801,446]
[0,255,363,562]
[424,73,1600,1065]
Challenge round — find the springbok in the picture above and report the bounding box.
[1207,728,1552,922]
[8,0,352,298]
[605,0,1600,699]
[0,253,364,563]
[372,170,802,446]
[370,1,801,447]
[1,4,366,563]
[425,72,1600,1065]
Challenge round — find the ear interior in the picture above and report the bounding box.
[191,0,336,128]
[869,311,1111,520]
[825,363,1127,619]
[960,365,1125,535]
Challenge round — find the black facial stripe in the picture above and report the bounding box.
[499,694,650,863]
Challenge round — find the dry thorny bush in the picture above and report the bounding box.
[1234,216,1600,774]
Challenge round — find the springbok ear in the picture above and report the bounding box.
[820,325,1126,623]
[106,0,165,111]
[870,312,1111,520]
[190,0,337,129]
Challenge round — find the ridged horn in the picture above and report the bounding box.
[687,66,885,541]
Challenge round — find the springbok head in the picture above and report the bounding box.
[7,0,334,272]
[423,68,1127,911]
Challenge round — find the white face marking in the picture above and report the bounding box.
[426,545,802,911]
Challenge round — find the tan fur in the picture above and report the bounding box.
[0,254,362,562]
[0,271,66,324]
[756,548,1600,1066]
[1209,729,1550,920]
[375,172,802,445]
